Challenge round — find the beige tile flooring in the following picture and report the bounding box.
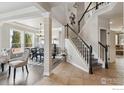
[36,58,124,85]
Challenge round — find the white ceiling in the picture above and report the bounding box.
[0,2,47,22]
[100,2,123,32]
[0,2,34,14]
[0,2,62,30]
[14,17,62,29]
[38,2,71,11]
[110,17,123,31]
[14,17,44,29]
[101,3,123,18]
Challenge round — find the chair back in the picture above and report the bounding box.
[31,48,37,54]
[39,48,44,53]
[22,49,30,62]
[7,49,13,60]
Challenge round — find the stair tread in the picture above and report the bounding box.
[92,63,102,67]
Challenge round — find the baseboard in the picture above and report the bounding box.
[67,61,89,73]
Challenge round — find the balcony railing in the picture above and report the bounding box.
[78,2,111,33]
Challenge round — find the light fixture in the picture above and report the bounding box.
[36,23,44,37]
[53,38,58,44]
[109,21,113,24]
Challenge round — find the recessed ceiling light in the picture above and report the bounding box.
[109,21,113,24]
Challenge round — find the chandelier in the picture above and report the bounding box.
[36,23,44,37]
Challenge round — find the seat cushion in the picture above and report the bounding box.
[9,60,27,68]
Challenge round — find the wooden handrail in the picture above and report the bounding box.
[98,41,106,49]
[86,2,104,13]
[78,2,106,33]
[78,2,92,23]
[98,41,108,69]
[66,24,93,74]
[66,24,90,49]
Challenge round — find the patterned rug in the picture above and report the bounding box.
[28,59,44,66]
[28,56,63,67]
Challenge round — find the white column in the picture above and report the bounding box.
[21,31,24,52]
[58,27,65,52]
[59,31,62,48]
[43,13,52,76]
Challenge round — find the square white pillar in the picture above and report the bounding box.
[43,13,52,76]
[59,27,65,52]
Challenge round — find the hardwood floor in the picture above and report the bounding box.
[0,57,124,85]
[0,64,44,85]
[0,58,62,85]
[36,58,124,85]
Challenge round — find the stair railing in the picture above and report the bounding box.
[78,2,92,33]
[98,41,108,69]
[65,24,93,74]
[78,2,108,33]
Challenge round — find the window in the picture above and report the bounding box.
[10,29,34,53]
[115,33,124,45]
[12,31,21,48]
[10,30,22,54]
[24,33,33,48]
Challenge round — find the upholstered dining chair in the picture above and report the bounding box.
[8,49,30,81]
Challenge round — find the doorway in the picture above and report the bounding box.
[99,29,107,61]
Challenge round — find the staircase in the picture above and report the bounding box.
[71,37,102,71]
[65,2,109,74]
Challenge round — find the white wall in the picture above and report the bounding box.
[51,5,67,25]
[109,31,116,63]
[65,39,89,72]
[1,24,10,49]
[77,2,85,30]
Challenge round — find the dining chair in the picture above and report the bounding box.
[31,48,37,60]
[8,49,30,81]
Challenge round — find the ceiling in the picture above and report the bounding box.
[110,17,123,32]
[0,2,34,14]
[0,2,62,31]
[100,2,123,32]
[38,2,72,11]
[0,2,47,22]
[13,17,62,29]
[101,3,123,18]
